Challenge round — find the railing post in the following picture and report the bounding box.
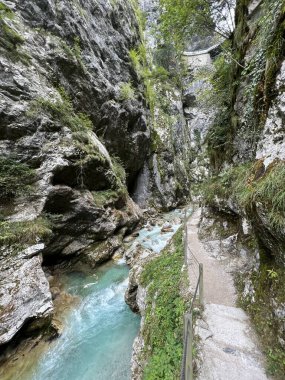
[184,210,188,264]
[185,314,193,380]
[199,263,204,306]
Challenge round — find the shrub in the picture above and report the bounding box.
[0,158,36,198]
[29,87,93,132]
[119,82,135,101]
[0,4,25,52]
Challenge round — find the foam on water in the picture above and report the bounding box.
[24,264,140,380]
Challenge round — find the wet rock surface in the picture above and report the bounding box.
[0,244,53,345]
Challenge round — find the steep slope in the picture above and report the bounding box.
[198,0,285,377]
[0,0,194,351]
[0,0,148,347]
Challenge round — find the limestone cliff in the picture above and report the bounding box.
[198,0,285,376]
[0,0,192,348]
[0,0,148,347]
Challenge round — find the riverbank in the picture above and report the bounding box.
[126,208,192,379]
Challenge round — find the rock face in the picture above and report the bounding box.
[256,60,285,167]
[132,86,192,210]
[197,2,285,374]
[132,1,194,210]
[0,0,148,347]
[0,0,195,350]
[0,244,53,345]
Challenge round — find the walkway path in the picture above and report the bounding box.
[187,208,269,380]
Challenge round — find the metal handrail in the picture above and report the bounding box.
[181,209,204,380]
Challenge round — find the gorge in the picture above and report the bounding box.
[0,0,285,379]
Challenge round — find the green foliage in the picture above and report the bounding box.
[129,44,158,115]
[119,82,135,101]
[0,158,36,199]
[236,264,285,379]
[201,162,251,207]
[157,0,234,53]
[60,36,85,71]
[0,2,25,56]
[130,0,146,38]
[140,228,189,379]
[111,156,126,184]
[0,218,52,249]
[207,0,284,167]
[0,3,14,19]
[29,87,93,132]
[92,188,126,208]
[203,40,242,167]
[202,160,285,231]
[158,0,208,52]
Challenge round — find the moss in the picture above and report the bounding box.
[0,218,52,249]
[0,158,36,199]
[140,228,189,379]
[150,129,163,153]
[111,156,127,184]
[92,188,126,208]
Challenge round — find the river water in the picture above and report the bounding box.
[4,208,190,380]
[25,261,140,380]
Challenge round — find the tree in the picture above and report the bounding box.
[158,0,235,52]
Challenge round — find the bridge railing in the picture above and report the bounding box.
[181,210,204,380]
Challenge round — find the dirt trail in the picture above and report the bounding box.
[187,208,269,380]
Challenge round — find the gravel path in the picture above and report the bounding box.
[187,208,269,380]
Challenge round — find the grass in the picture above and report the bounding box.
[140,228,189,380]
[0,217,52,249]
[202,160,285,231]
[119,82,135,101]
[0,158,36,199]
[0,2,28,62]
[28,87,93,133]
[61,36,85,71]
[92,188,126,208]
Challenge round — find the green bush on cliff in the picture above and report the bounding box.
[0,158,36,199]
[0,2,27,64]
[119,82,135,101]
[202,160,285,231]
[29,88,93,133]
[61,36,85,71]
[140,228,189,379]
